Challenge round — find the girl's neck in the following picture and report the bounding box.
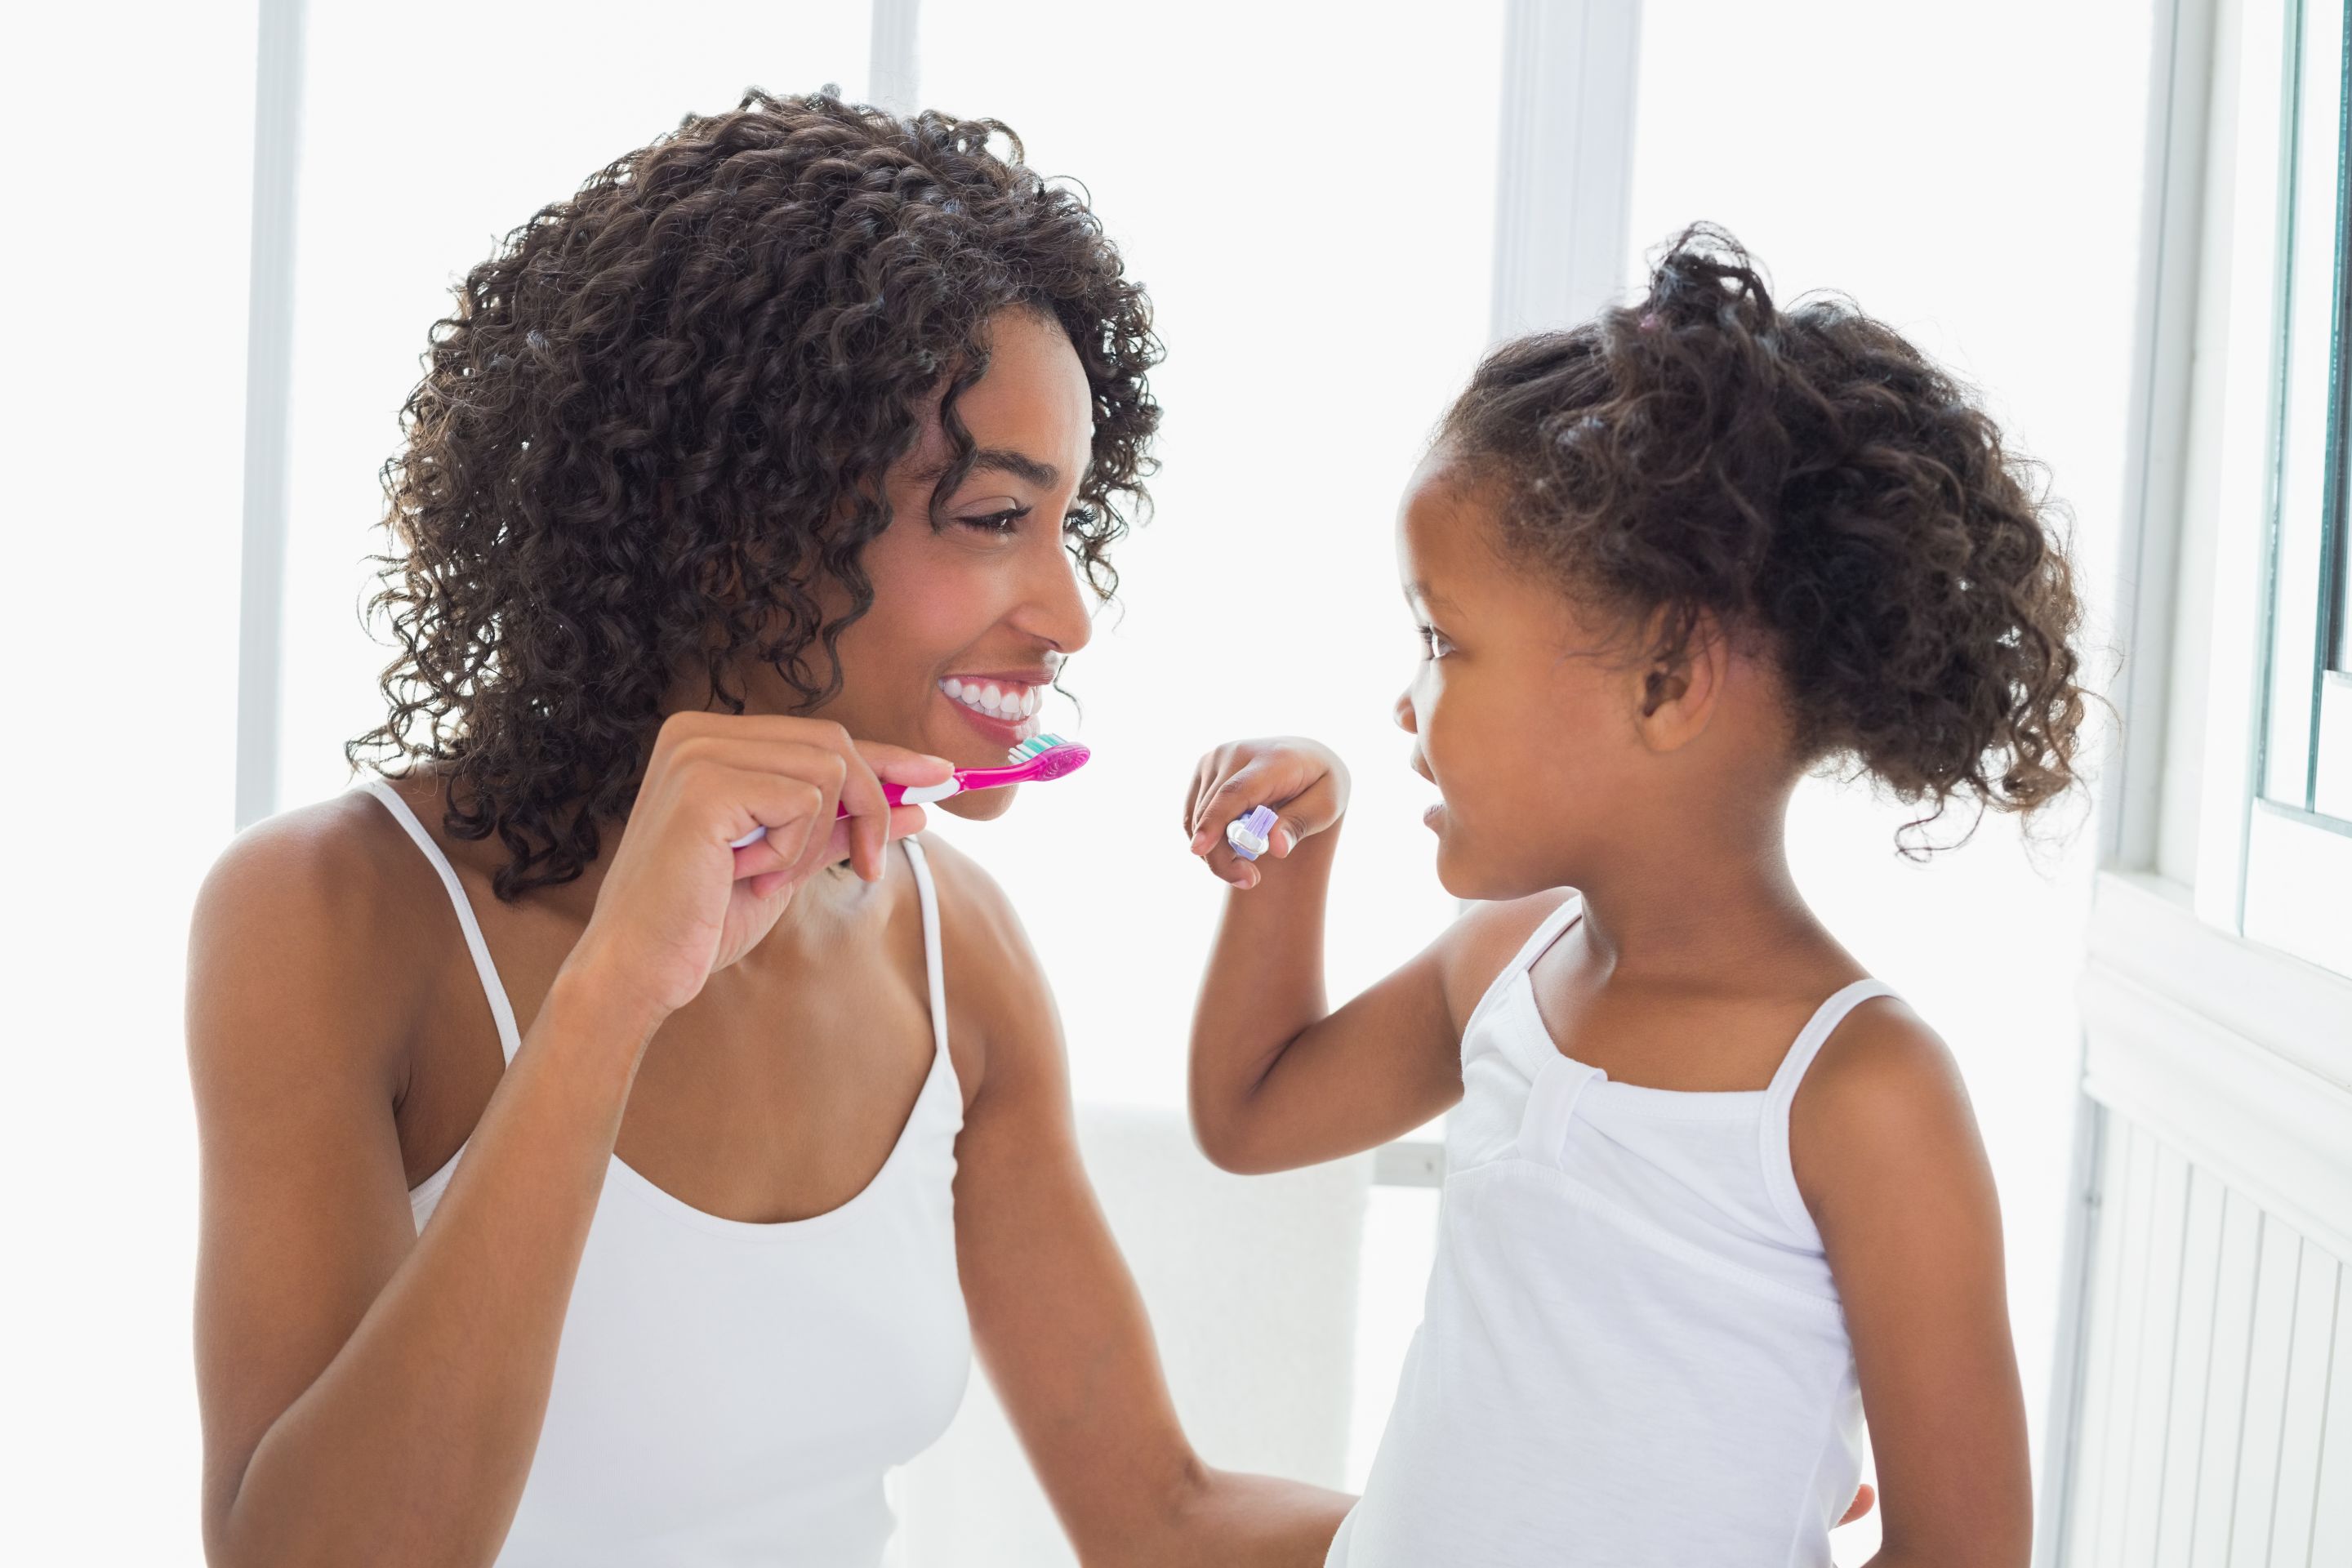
[1564,795,1834,989]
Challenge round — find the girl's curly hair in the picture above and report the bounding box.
[351,89,1161,898]
[1441,224,2087,849]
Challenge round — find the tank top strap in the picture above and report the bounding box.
[1463,893,1585,1040]
[360,779,525,1064]
[898,835,949,1063]
[1758,977,1898,1242]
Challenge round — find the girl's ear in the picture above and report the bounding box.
[1633,608,1728,754]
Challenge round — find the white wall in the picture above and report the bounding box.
[0,5,258,1559]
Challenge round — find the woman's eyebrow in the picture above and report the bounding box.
[969,447,1061,487]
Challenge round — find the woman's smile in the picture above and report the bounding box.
[938,671,1050,747]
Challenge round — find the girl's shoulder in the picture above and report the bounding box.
[1786,992,1989,1218]
[1430,889,1580,1037]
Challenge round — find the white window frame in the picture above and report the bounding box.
[2197,0,2352,978]
[2040,0,2352,1557]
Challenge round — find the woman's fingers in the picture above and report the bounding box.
[856,742,958,784]
[724,772,827,878]
[682,733,945,883]
[744,802,928,901]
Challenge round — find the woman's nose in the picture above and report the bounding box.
[1022,534,1096,657]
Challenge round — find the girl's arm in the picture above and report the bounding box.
[1793,1000,2033,1568]
[190,718,938,1567]
[1181,738,1557,1174]
[926,835,1350,1566]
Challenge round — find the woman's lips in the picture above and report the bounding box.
[942,688,1040,747]
[938,674,1046,751]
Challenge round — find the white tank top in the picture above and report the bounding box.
[365,782,972,1567]
[1330,894,1888,1568]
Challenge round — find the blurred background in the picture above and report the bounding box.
[17,2,2338,1565]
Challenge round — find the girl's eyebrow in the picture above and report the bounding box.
[1405,578,1459,612]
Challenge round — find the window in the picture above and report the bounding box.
[2247,0,2352,975]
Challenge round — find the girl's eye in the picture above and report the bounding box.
[1418,625,1454,660]
[956,506,1031,536]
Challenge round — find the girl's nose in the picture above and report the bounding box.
[1393,688,1418,734]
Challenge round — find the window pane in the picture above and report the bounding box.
[913,1,1507,1108]
[2262,0,2349,811]
[278,5,875,812]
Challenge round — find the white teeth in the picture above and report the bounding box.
[939,678,1041,720]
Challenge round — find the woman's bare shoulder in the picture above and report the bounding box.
[188,786,446,1093]
[899,831,1055,1098]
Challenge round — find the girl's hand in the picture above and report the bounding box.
[564,713,952,1026]
[1182,737,1350,889]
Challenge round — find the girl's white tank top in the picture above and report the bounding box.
[364,782,972,1567]
[1330,893,1888,1568]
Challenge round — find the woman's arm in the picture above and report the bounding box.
[1183,738,1557,1174]
[190,812,661,1568]
[190,718,940,1567]
[1793,1000,2033,1568]
[929,839,1352,1567]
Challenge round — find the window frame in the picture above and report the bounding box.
[2243,0,2352,976]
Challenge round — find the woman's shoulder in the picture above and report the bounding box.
[904,830,1029,960]
[901,831,1054,1096]
[196,786,436,938]
[189,786,449,1081]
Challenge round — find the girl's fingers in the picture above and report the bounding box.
[1183,759,1214,844]
[1267,777,1339,858]
[1192,757,1291,854]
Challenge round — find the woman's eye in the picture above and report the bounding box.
[956,506,1030,536]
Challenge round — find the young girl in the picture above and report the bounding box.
[1182,227,2076,1567]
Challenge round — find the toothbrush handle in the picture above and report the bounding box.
[728,776,961,849]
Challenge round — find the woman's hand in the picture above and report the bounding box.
[1182,737,1350,889]
[564,713,951,1024]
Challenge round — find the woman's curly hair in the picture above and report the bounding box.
[1440,224,2087,849]
[351,88,1161,898]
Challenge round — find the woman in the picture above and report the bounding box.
[188,91,1349,1566]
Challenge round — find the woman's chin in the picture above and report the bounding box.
[940,784,1019,822]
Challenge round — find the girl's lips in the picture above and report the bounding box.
[1422,800,1448,831]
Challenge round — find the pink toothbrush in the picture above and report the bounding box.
[730,733,1091,848]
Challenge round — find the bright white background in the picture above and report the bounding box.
[0,3,2149,1561]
